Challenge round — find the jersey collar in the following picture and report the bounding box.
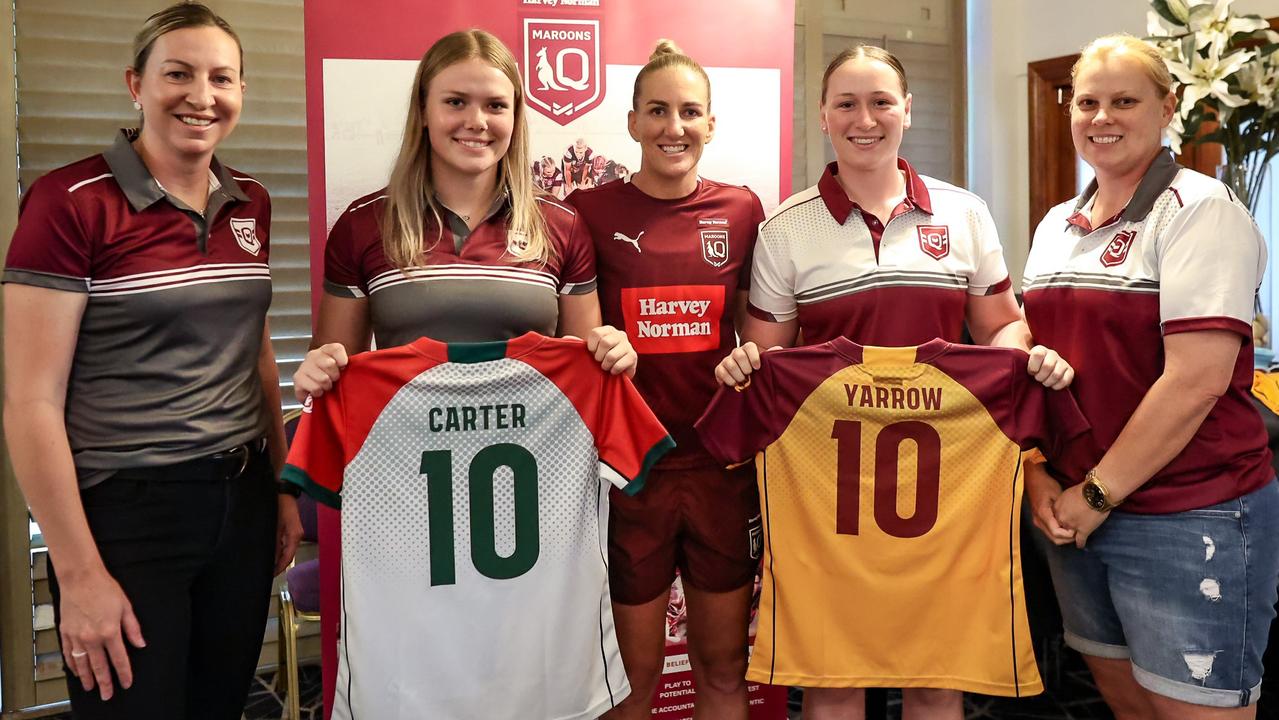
[1068,148,1180,231]
[103,128,250,213]
[817,158,933,225]
[410,330,549,363]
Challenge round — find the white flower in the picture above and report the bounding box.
[1168,35,1253,115]
[1148,8,1182,36]
[1166,112,1186,155]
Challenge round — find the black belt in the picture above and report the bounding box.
[116,438,268,483]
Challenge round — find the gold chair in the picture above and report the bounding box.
[277,408,321,720]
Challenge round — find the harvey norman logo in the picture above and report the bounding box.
[523,19,604,125]
[622,285,724,354]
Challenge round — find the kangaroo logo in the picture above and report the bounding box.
[535,48,588,92]
[613,230,644,253]
[523,19,604,126]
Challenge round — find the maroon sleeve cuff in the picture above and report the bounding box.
[1162,316,1252,339]
[980,276,1013,296]
[747,303,785,323]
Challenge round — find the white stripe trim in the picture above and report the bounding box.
[1024,279,1160,294]
[232,175,266,190]
[536,196,575,216]
[366,264,559,291]
[559,277,596,295]
[90,274,271,297]
[351,195,387,212]
[797,277,968,302]
[90,267,271,293]
[68,173,114,193]
[88,262,270,289]
[369,271,555,295]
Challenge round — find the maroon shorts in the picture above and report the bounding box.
[609,464,762,605]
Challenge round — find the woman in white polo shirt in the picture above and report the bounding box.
[715,44,1072,720]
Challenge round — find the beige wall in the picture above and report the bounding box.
[968,0,1279,289]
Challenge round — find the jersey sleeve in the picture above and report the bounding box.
[739,188,766,291]
[556,207,598,295]
[747,221,798,322]
[967,198,1012,296]
[3,175,94,293]
[694,357,778,465]
[1009,361,1092,464]
[281,393,347,508]
[593,373,674,495]
[1158,195,1264,338]
[323,204,369,298]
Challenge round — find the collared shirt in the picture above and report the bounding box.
[324,190,596,347]
[749,159,1011,346]
[1023,148,1272,513]
[3,129,273,482]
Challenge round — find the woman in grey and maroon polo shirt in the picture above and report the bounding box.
[3,4,300,719]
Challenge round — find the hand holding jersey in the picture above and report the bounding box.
[292,325,635,403]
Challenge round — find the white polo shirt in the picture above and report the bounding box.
[749,160,1011,346]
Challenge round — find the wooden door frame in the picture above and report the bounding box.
[1027,54,1078,244]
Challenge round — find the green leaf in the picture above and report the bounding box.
[1181,35,1198,65]
[1150,0,1184,27]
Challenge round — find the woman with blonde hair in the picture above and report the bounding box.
[715,44,1074,720]
[1024,33,1279,719]
[568,39,764,719]
[293,29,633,398]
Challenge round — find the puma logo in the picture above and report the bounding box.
[613,230,644,253]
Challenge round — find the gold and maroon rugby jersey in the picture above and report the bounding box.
[3,130,272,482]
[325,190,596,346]
[568,178,764,468]
[1023,149,1272,513]
[750,159,1011,345]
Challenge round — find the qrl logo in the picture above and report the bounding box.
[523,19,604,126]
[1101,230,1137,268]
[229,217,261,256]
[700,229,729,268]
[916,225,949,260]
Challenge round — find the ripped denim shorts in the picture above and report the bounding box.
[1038,479,1279,707]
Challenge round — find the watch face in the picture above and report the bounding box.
[1083,482,1106,510]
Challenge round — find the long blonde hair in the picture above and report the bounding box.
[381,29,550,269]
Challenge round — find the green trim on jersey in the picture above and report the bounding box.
[282,464,342,509]
[447,339,510,364]
[623,435,677,496]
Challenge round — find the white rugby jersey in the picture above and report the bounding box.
[284,333,673,719]
[749,160,1011,346]
[1022,149,1271,513]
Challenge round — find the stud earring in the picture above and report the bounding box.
[132,100,142,111]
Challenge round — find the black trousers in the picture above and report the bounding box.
[49,448,278,720]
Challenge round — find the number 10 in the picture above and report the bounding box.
[831,420,942,538]
[420,443,540,586]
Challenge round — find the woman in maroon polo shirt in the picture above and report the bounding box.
[292,29,634,402]
[3,4,300,719]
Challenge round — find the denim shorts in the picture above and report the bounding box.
[1038,480,1279,707]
